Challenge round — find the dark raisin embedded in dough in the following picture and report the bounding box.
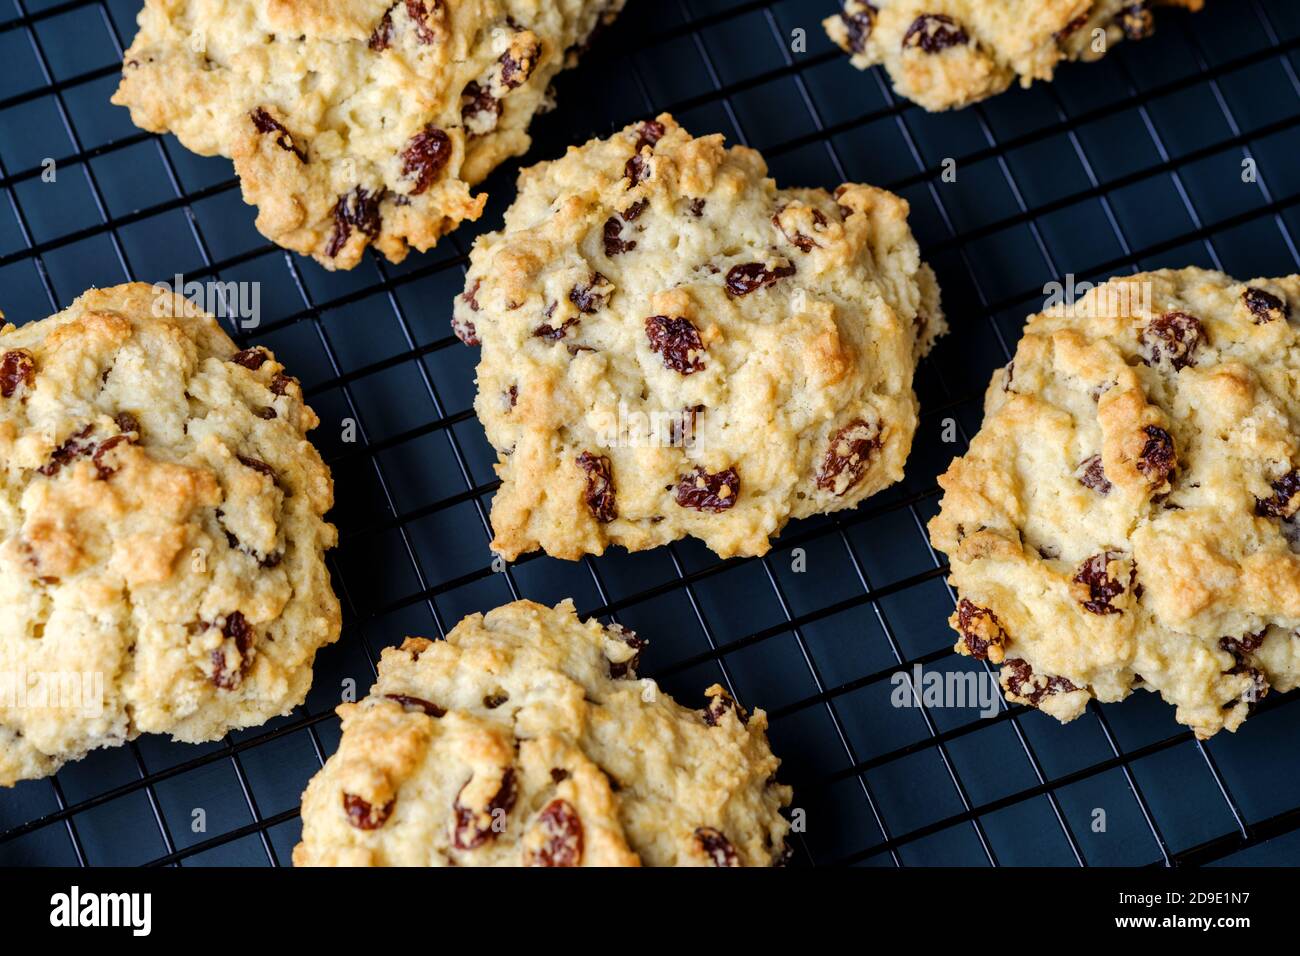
[1256,470,1300,519]
[0,349,35,398]
[1117,2,1154,40]
[238,455,277,481]
[114,412,141,437]
[250,108,306,162]
[499,35,540,89]
[401,126,452,195]
[533,317,579,341]
[343,793,394,830]
[461,80,502,134]
[523,799,584,867]
[1139,310,1203,370]
[622,198,649,222]
[1002,658,1078,706]
[569,274,609,313]
[703,688,747,727]
[255,406,277,420]
[404,0,440,44]
[633,120,665,153]
[694,827,740,867]
[1077,455,1112,494]
[452,768,518,850]
[368,7,395,49]
[688,198,707,217]
[1071,551,1128,615]
[902,13,969,53]
[39,425,95,477]
[725,261,796,297]
[675,466,740,512]
[1220,630,1266,658]
[645,316,705,374]
[385,693,446,717]
[576,451,617,523]
[210,611,255,690]
[774,207,828,253]
[550,768,570,783]
[839,2,878,53]
[953,599,1007,662]
[816,419,881,495]
[1136,425,1176,485]
[231,347,269,370]
[326,186,385,258]
[625,154,651,186]
[92,435,131,481]
[606,623,646,679]
[270,373,297,396]
[1243,287,1289,324]
[603,216,636,256]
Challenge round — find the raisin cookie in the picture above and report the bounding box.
[293,599,791,866]
[929,269,1300,738]
[824,0,1206,112]
[453,114,944,561]
[0,284,340,786]
[111,0,625,270]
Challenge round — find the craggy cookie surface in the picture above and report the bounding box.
[824,0,1205,112]
[454,114,944,561]
[293,599,791,866]
[112,0,624,269]
[0,284,340,785]
[929,269,1300,737]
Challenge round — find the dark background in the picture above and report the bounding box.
[2,0,1300,867]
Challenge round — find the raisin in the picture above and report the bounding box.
[384,693,446,717]
[633,120,665,153]
[401,126,452,195]
[114,412,141,437]
[576,452,617,522]
[1243,287,1289,324]
[462,279,482,311]
[453,316,479,346]
[816,419,880,495]
[250,108,306,162]
[0,349,35,398]
[499,36,540,89]
[326,186,385,258]
[1071,551,1128,614]
[569,274,609,314]
[725,262,795,297]
[694,827,740,867]
[39,425,95,477]
[452,768,517,850]
[210,611,254,690]
[1256,470,1300,519]
[603,216,636,256]
[368,7,395,50]
[703,689,747,727]
[675,466,739,512]
[255,406,277,420]
[1139,311,1203,370]
[774,207,828,253]
[238,455,276,481]
[92,435,130,480]
[902,13,969,53]
[645,316,705,374]
[1003,658,1078,706]
[1136,425,1176,485]
[343,793,394,830]
[624,154,652,188]
[839,2,878,53]
[505,385,518,410]
[1220,630,1266,658]
[533,317,579,341]
[405,0,439,44]
[1117,2,1154,40]
[460,80,502,135]
[230,347,269,370]
[953,599,1008,662]
[622,198,649,222]
[550,768,570,783]
[1077,455,1112,495]
[606,623,646,679]
[521,798,584,867]
[688,198,706,217]
[270,373,296,396]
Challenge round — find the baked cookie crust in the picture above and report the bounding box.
[0,283,340,785]
[293,599,792,866]
[454,114,944,561]
[111,0,625,270]
[929,268,1300,737]
[824,0,1206,112]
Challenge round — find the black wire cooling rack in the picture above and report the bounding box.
[3,0,1300,867]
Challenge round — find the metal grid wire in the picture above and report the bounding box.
[3,0,1300,866]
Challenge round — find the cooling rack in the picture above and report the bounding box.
[2,0,1300,866]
